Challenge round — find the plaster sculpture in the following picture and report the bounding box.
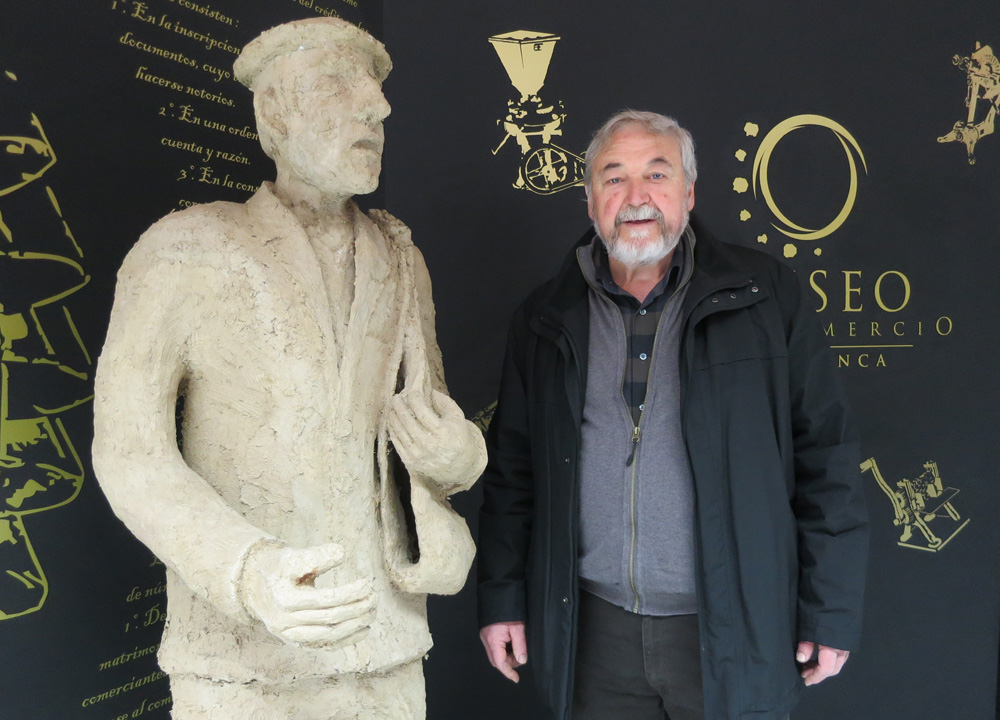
[92,18,485,719]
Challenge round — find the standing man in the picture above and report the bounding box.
[93,18,485,719]
[477,110,868,720]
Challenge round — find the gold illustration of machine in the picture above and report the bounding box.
[489,30,585,195]
[0,92,90,619]
[937,41,999,164]
[862,458,969,552]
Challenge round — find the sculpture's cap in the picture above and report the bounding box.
[234,18,391,90]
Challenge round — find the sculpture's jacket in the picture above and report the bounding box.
[477,220,869,720]
[93,184,481,682]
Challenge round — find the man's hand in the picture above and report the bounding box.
[480,621,527,683]
[388,385,483,487]
[238,542,377,649]
[796,641,850,686]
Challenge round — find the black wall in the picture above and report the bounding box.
[1,1,997,718]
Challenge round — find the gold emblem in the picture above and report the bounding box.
[752,116,867,241]
[734,115,867,259]
[0,70,91,619]
[863,458,969,552]
[937,42,999,164]
[489,30,585,195]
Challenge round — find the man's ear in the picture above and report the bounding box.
[586,186,594,220]
[686,182,696,211]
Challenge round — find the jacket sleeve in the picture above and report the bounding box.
[92,216,278,624]
[477,312,535,628]
[778,263,869,652]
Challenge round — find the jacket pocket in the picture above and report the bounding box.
[693,304,787,370]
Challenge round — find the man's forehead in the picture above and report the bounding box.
[596,130,682,171]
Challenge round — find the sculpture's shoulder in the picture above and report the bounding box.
[126,200,253,269]
[366,208,413,251]
[365,207,433,284]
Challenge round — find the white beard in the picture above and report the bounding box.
[597,204,688,268]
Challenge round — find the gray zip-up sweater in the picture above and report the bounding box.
[576,231,698,615]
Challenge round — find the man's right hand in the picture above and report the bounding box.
[480,621,527,683]
[238,542,377,649]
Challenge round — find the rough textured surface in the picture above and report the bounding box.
[170,660,425,719]
[92,17,485,720]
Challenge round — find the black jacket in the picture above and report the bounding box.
[477,219,868,720]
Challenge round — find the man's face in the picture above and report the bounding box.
[262,47,391,197]
[587,126,695,267]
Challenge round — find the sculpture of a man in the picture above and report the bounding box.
[92,18,485,719]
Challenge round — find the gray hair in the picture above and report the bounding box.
[583,110,697,191]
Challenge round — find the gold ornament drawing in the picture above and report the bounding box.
[938,42,999,164]
[733,115,867,259]
[489,30,585,195]
[862,457,969,552]
[0,70,91,619]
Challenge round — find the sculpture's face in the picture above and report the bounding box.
[260,47,391,197]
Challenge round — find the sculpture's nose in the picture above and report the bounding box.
[357,78,391,125]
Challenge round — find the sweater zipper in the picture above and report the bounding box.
[624,262,696,612]
[582,284,645,615]
[627,424,641,612]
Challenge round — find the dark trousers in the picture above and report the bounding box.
[572,591,704,720]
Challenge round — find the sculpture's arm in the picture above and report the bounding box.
[378,244,482,595]
[411,245,449,398]
[92,245,276,622]
[387,245,486,494]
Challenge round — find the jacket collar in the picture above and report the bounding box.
[685,216,757,294]
[530,228,595,347]
[535,215,760,325]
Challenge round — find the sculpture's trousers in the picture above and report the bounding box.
[169,659,425,720]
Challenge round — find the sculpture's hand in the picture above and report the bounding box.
[238,542,377,648]
[388,386,484,489]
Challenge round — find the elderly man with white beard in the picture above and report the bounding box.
[476,110,869,720]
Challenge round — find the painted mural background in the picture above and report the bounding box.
[1,1,997,718]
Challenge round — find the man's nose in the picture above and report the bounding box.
[625,179,649,206]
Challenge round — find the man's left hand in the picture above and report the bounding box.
[796,641,850,686]
[388,387,484,488]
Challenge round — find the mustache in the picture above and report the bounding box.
[614,204,663,226]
